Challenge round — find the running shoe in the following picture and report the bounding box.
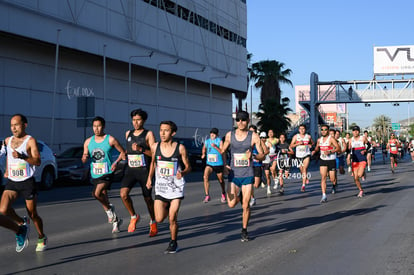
[107,204,116,223]
[367,166,371,172]
[249,197,256,207]
[164,240,179,254]
[357,190,364,198]
[273,182,279,190]
[261,182,266,188]
[395,163,397,167]
[36,236,48,252]
[241,230,249,242]
[301,185,306,192]
[348,166,351,173]
[267,185,271,196]
[15,224,29,253]
[149,221,158,237]
[112,218,123,233]
[203,195,210,203]
[128,215,140,233]
[279,186,284,195]
[320,194,327,203]
[220,194,227,203]
[331,184,337,194]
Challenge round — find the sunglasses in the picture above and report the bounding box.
[321,129,328,131]
[236,118,247,122]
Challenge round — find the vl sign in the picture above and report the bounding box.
[374,45,414,75]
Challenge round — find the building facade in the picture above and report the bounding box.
[0,0,247,152]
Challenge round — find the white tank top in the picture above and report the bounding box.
[337,137,345,157]
[295,134,311,158]
[7,136,35,182]
[319,136,336,160]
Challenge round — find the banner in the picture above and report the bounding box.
[374,45,414,75]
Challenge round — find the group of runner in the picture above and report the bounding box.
[1,110,410,254]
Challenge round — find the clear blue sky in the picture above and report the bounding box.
[245,0,414,128]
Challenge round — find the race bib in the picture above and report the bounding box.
[207,154,218,163]
[9,162,28,180]
[128,154,146,168]
[233,153,250,167]
[157,160,175,177]
[93,162,108,175]
[297,145,306,153]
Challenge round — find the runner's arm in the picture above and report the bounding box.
[146,143,157,189]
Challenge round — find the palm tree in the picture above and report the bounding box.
[372,115,392,142]
[256,97,292,135]
[250,60,293,104]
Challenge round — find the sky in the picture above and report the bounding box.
[245,0,414,128]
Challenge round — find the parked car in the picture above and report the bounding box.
[173,137,205,170]
[56,146,126,184]
[0,139,58,190]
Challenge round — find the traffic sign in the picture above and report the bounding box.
[392,123,400,130]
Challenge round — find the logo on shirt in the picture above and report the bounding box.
[91,148,105,162]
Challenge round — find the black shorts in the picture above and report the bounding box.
[262,163,271,171]
[155,194,183,203]
[121,167,152,198]
[91,173,114,189]
[5,177,37,200]
[206,165,224,174]
[390,153,398,159]
[253,166,262,177]
[319,159,336,171]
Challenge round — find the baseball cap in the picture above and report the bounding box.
[352,125,360,131]
[210,128,219,135]
[260,132,267,138]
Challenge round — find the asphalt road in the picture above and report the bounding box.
[1,153,414,275]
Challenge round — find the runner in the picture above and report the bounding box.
[146,121,191,254]
[275,133,294,195]
[335,130,347,175]
[248,126,268,205]
[381,139,388,164]
[344,132,352,173]
[82,116,126,233]
[290,124,314,192]
[363,131,373,172]
[386,133,400,173]
[266,129,279,183]
[258,132,271,196]
[201,127,226,203]
[409,139,414,162]
[0,214,29,252]
[312,125,340,203]
[120,109,158,236]
[349,125,368,197]
[0,114,47,251]
[222,111,264,242]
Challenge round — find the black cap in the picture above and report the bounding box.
[210,128,219,135]
[352,125,360,131]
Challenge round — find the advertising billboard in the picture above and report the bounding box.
[374,45,414,75]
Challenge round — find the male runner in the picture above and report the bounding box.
[201,127,226,203]
[349,125,368,197]
[409,139,414,162]
[120,109,158,236]
[290,124,314,192]
[146,121,191,254]
[82,116,126,233]
[249,125,268,205]
[222,111,265,242]
[275,133,294,195]
[335,130,347,175]
[363,131,373,172]
[387,133,400,173]
[312,125,340,203]
[0,114,47,251]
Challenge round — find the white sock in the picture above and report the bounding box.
[131,215,137,219]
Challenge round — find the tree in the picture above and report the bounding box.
[372,115,392,142]
[250,60,292,104]
[256,97,292,135]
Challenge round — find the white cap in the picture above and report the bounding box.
[259,132,267,138]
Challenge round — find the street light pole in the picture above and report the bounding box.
[184,67,206,128]
[156,59,180,122]
[128,51,153,117]
[209,74,229,128]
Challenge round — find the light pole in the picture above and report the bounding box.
[184,67,206,128]
[156,59,180,122]
[50,28,61,149]
[209,74,228,128]
[128,51,153,116]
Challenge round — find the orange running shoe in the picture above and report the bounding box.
[149,221,158,237]
[128,215,140,233]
